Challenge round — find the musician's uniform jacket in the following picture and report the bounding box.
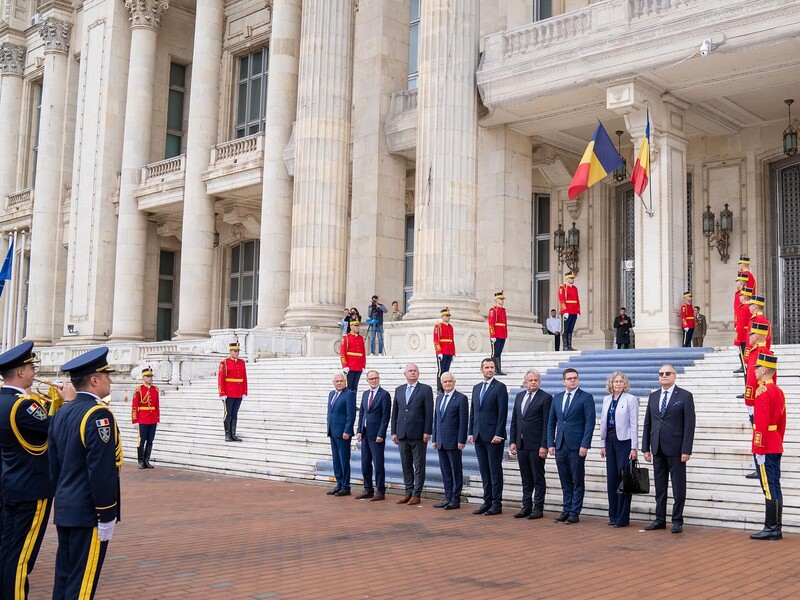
[680,302,695,329]
[48,392,122,526]
[340,333,366,371]
[488,306,508,338]
[557,285,580,316]
[745,342,777,406]
[0,386,52,502]
[218,358,248,398]
[752,382,785,455]
[433,322,456,357]
[131,384,160,425]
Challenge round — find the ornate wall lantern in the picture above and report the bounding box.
[554,222,580,274]
[784,99,797,157]
[702,203,733,263]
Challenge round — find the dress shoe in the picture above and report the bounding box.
[407,496,421,505]
[736,394,745,399]
[335,488,351,497]
[473,504,491,515]
[732,367,744,374]
[514,509,532,519]
[554,512,569,523]
[444,502,461,510]
[613,523,629,528]
[396,495,412,504]
[607,521,615,526]
[483,507,502,516]
[370,493,386,502]
[355,491,374,500]
[527,510,544,520]
[565,514,579,524]
[671,524,683,534]
[644,521,666,531]
[326,487,341,496]
[496,371,508,376]
[433,500,450,508]
[745,471,760,479]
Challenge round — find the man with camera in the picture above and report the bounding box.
[367,295,388,356]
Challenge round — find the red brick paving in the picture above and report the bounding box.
[26,465,800,599]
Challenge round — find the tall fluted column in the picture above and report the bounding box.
[255,0,302,329]
[405,0,482,321]
[26,17,72,343]
[174,0,224,338]
[0,43,26,201]
[283,0,354,327]
[110,0,169,341]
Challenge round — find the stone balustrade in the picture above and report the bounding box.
[504,8,592,57]
[141,154,185,183]
[1,187,34,226]
[385,88,418,158]
[209,132,264,166]
[202,133,266,198]
[6,187,33,210]
[630,0,698,19]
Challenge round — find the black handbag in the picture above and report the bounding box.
[618,458,650,495]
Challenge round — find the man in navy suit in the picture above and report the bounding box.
[510,368,553,520]
[355,370,391,501]
[391,364,434,505]
[432,372,469,510]
[642,364,696,533]
[468,358,509,516]
[547,368,596,524]
[326,372,357,497]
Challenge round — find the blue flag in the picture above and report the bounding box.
[0,239,13,298]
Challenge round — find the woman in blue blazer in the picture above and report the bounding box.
[599,371,639,527]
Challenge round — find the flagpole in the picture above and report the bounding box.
[13,229,26,345]
[647,122,654,216]
[1,232,10,352]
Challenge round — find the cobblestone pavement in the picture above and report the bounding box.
[27,465,800,599]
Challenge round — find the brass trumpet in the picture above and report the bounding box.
[31,378,65,415]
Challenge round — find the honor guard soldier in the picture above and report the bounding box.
[734,285,754,378]
[49,347,122,600]
[433,308,456,393]
[680,291,695,347]
[558,273,581,351]
[488,291,508,375]
[738,254,757,293]
[132,366,160,469]
[747,294,772,350]
[0,341,73,599]
[732,273,751,373]
[340,320,367,393]
[744,321,772,414]
[218,341,248,442]
[749,350,785,541]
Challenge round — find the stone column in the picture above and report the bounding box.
[283,0,354,327]
[255,0,302,330]
[405,0,482,322]
[26,17,72,343]
[174,0,224,339]
[110,0,169,341]
[0,43,26,201]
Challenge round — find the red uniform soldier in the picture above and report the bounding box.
[679,291,695,347]
[488,291,508,375]
[132,365,160,468]
[749,350,785,541]
[745,321,775,409]
[340,320,367,393]
[747,295,772,350]
[218,341,248,442]
[733,277,752,373]
[738,255,757,294]
[433,308,456,393]
[558,274,580,351]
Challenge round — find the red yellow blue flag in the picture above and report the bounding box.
[631,110,651,197]
[567,122,625,200]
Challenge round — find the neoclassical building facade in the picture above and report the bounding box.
[1,0,799,368]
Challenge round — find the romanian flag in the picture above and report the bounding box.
[631,110,650,197]
[567,122,624,200]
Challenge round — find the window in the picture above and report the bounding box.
[408,0,420,89]
[534,0,553,21]
[532,194,551,324]
[29,82,42,187]
[165,63,187,159]
[234,49,269,138]
[404,214,415,310]
[228,240,260,328]
[156,250,176,341]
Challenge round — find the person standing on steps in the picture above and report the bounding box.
[355,370,391,502]
[558,272,580,351]
[218,341,247,442]
[733,284,754,375]
[488,291,508,375]
[545,308,562,351]
[432,372,468,510]
[433,308,456,393]
[340,320,367,394]
[680,291,695,347]
[326,372,356,497]
[692,306,707,347]
[132,366,160,468]
[612,307,633,349]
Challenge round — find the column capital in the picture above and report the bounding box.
[0,42,26,76]
[38,17,72,54]
[125,0,169,31]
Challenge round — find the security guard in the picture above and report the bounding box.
[749,350,785,541]
[679,291,695,347]
[558,274,580,351]
[218,341,248,442]
[132,366,160,469]
[433,308,456,393]
[49,347,122,600]
[0,341,74,599]
[340,320,366,394]
[488,291,508,374]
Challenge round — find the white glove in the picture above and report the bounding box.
[490,338,496,343]
[97,520,116,542]
[436,354,442,360]
[755,454,766,466]
[747,405,754,416]
[342,367,350,374]
[684,327,689,332]
[242,395,248,401]
[219,395,227,401]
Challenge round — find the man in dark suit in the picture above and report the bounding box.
[642,364,696,533]
[326,372,357,497]
[468,358,508,516]
[355,370,391,501]
[391,363,434,505]
[509,368,553,520]
[432,372,468,510]
[547,367,595,524]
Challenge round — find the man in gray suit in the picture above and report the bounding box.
[391,363,434,505]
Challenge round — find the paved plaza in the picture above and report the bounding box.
[27,466,800,599]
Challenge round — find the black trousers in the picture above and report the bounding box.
[53,526,109,600]
[490,338,505,368]
[517,445,546,511]
[223,397,242,427]
[756,454,782,501]
[1,497,51,600]
[398,438,427,496]
[360,429,386,494]
[436,354,454,392]
[346,370,362,394]
[682,328,694,347]
[652,452,687,525]
[555,448,586,516]
[605,429,632,525]
[474,440,504,508]
[437,448,463,503]
[137,423,157,452]
[553,333,561,351]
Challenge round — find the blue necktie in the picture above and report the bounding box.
[331,392,339,407]
[479,382,488,407]
[405,385,413,406]
[440,394,450,416]
[660,390,668,415]
[564,392,572,415]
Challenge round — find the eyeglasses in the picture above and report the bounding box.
[367,377,379,381]
[658,371,674,377]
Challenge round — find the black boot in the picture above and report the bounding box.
[137,446,146,469]
[224,421,234,442]
[231,418,242,442]
[750,500,781,540]
[569,334,577,351]
[144,444,155,468]
[495,357,506,376]
[776,498,784,538]
[564,334,571,351]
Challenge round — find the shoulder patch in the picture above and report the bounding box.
[96,417,111,443]
[27,403,48,421]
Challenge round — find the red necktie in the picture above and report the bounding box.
[368,390,375,410]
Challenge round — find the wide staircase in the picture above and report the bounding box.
[114,346,800,533]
